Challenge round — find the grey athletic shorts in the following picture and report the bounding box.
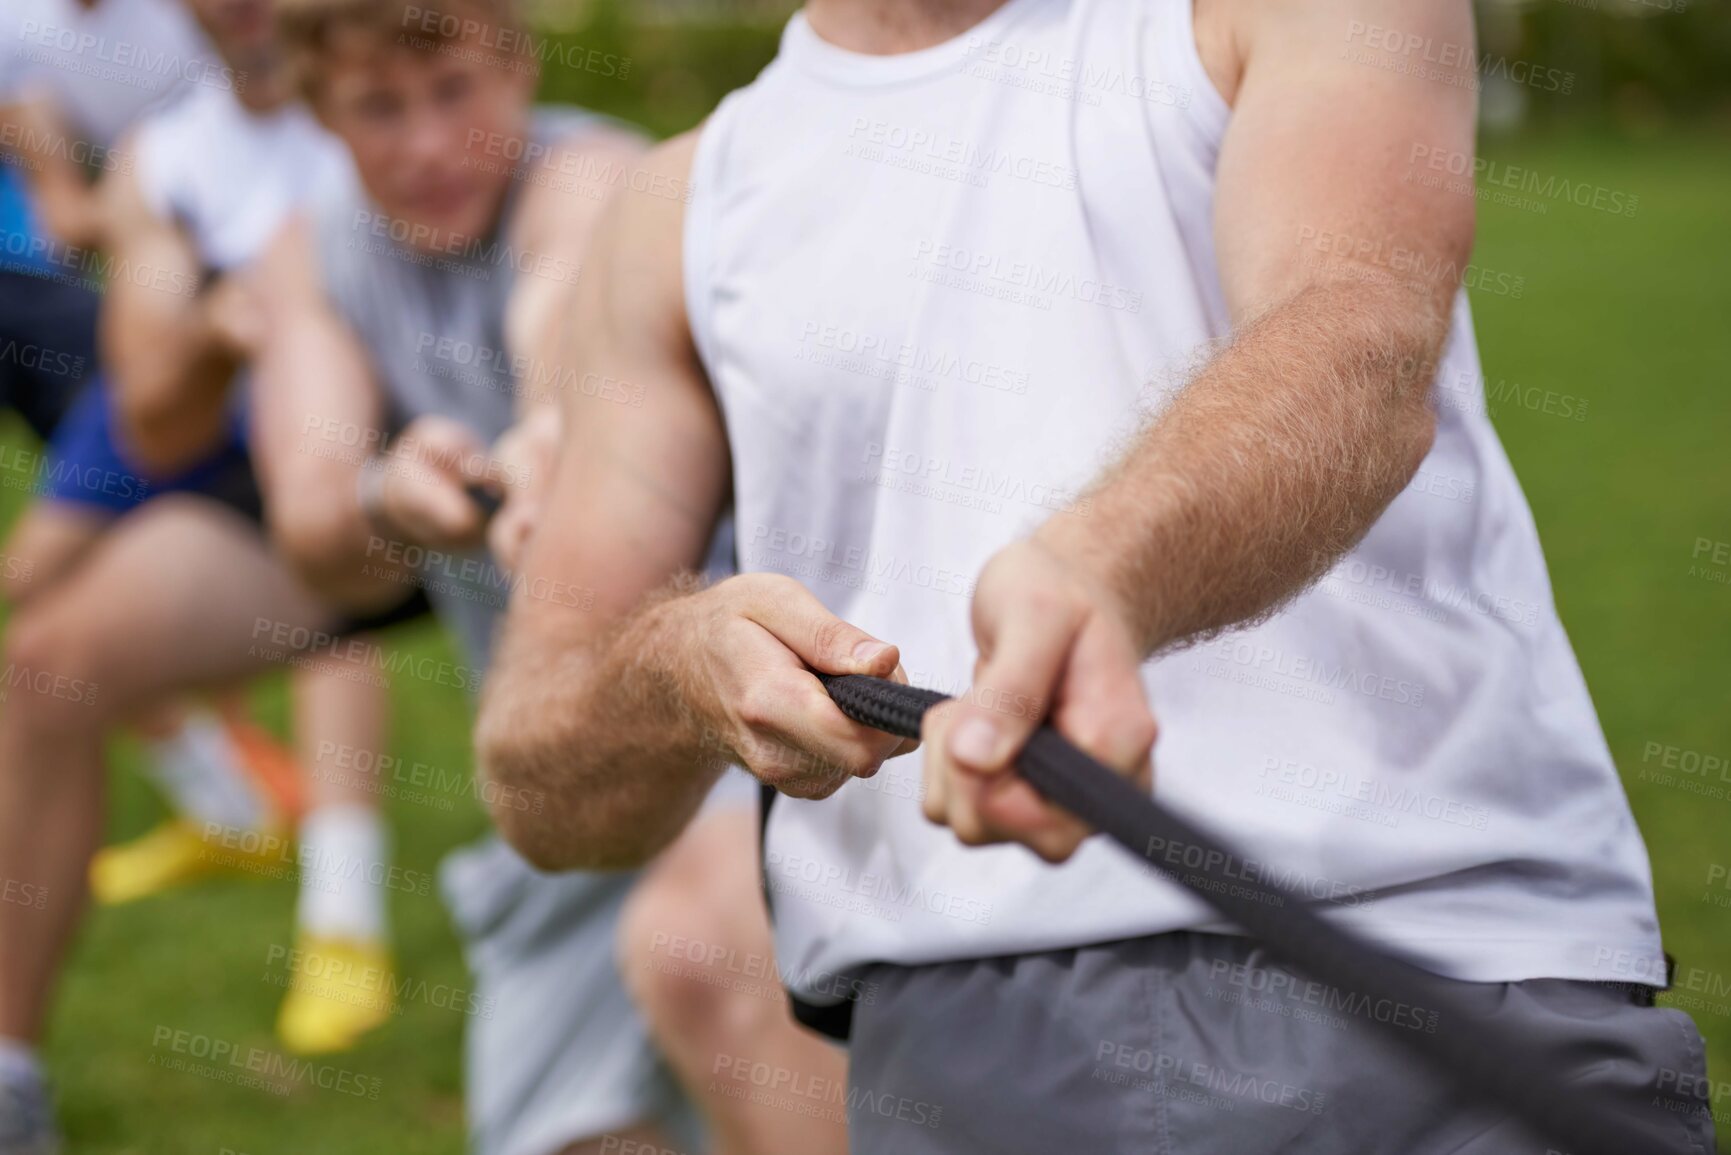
[440,838,698,1155]
[440,770,759,1155]
[846,932,1715,1155]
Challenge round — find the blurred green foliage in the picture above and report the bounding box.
[529,4,783,136]
[528,0,1731,137]
[1480,0,1731,129]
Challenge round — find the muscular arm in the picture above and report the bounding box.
[102,158,240,473]
[1040,0,1476,655]
[476,134,733,867]
[478,135,909,869]
[486,129,648,567]
[503,127,646,419]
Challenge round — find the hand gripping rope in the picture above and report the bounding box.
[818,673,1656,1155]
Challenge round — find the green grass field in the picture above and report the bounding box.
[0,127,1726,1153]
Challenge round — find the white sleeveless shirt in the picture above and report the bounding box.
[685,0,1663,998]
[133,84,349,273]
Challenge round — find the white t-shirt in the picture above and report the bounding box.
[684,0,1664,999]
[0,0,216,148]
[132,83,349,272]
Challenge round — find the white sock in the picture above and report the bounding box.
[0,1037,41,1086]
[295,804,389,943]
[142,712,267,831]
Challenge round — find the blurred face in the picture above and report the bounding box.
[318,33,534,249]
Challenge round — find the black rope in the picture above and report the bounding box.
[464,482,504,522]
[819,672,1656,1155]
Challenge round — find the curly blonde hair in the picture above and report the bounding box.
[276,0,530,101]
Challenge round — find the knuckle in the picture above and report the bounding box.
[1033,833,1080,864]
[1127,712,1158,753]
[953,821,991,847]
[809,617,848,659]
[1066,716,1112,756]
[732,685,777,730]
[785,772,844,802]
[920,701,956,744]
[841,744,882,779]
[747,572,800,602]
[872,732,905,762]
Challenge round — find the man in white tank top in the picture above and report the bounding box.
[478,0,1711,1151]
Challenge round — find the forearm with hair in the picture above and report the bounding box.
[1042,280,1447,656]
[478,575,727,870]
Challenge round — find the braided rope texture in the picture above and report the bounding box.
[813,673,1654,1155]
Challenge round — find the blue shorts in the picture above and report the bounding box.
[42,382,261,521]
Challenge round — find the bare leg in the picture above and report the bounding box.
[0,500,109,605]
[287,652,393,943]
[618,808,849,1155]
[5,502,252,813]
[295,658,390,814]
[267,650,401,1055]
[0,498,336,1041]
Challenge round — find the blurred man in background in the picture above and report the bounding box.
[256,2,848,1152]
[86,0,415,1055]
[0,1,423,1148]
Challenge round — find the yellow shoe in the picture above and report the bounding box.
[89,818,292,906]
[274,936,396,1055]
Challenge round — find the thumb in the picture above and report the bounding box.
[413,473,486,540]
[741,578,900,678]
[400,416,490,483]
[947,606,1076,777]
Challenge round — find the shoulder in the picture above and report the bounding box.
[590,130,704,346]
[582,128,702,237]
[1198,0,1475,101]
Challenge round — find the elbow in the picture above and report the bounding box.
[475,705,666,873]
[267,500,378,611]
[1398,395,1437,479]
[483,772,666,874]
[492,804,662,874]
[488,803,598,873]
[1375,300,1447,485]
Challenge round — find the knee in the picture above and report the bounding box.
[2,602,114,738]
[617,861,772,1042]
[0,563,35,606]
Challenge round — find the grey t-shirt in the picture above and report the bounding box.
[311,106,614,666]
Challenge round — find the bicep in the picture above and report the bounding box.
[1211,0,1477,322]
[510,138,729,635]
[505,133,648,416]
